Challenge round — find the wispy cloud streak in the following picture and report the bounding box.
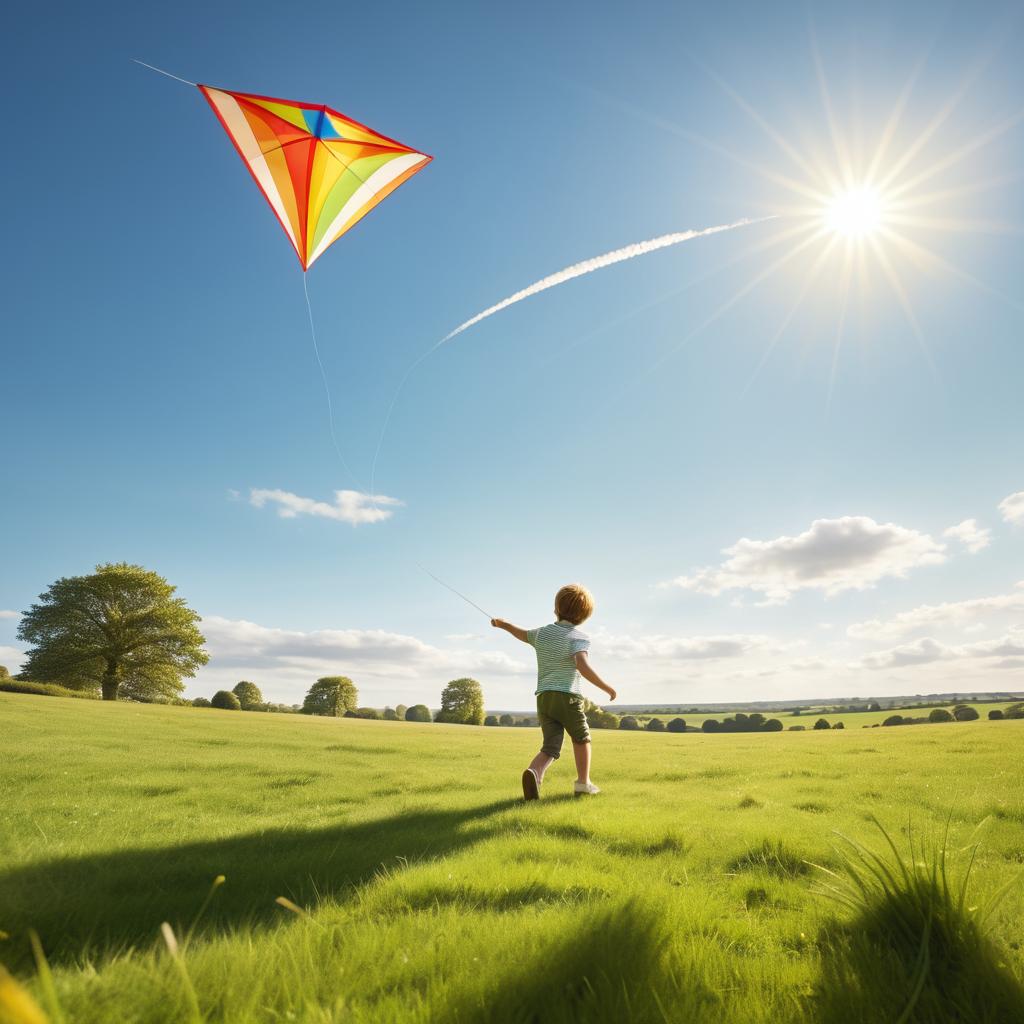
[441,218,770,342]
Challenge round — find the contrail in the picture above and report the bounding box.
[369,215,770,499]
[441,216,770,342]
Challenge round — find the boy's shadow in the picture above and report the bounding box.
[0,798,517,971]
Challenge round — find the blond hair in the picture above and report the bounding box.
[554,583,594,625]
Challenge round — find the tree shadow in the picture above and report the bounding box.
[0,798,517,972]
[444,900,717,1024]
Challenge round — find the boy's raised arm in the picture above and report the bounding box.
[491,618,529,644]
[574,651,617,702]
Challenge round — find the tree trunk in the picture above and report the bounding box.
[101,661,119,701]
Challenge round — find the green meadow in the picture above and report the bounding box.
[1,691,1023,1023]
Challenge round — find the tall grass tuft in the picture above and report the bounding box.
[812,815,1024,1023]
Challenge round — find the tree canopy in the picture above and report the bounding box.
[211,690,240,710]
[434,678,485,725]
[232,681,263,710]
[302,676,357,717]
[405,704,432,722]
[17,563,207,701]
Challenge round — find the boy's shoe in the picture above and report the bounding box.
[573,781,601,796]
[522,768,540,801]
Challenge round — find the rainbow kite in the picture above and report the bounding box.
[200,85,432,270]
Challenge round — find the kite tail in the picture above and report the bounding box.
[303,275,366,492]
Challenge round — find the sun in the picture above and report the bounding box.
[824,186,886,238]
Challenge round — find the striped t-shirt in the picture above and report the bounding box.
[526,620,591,695]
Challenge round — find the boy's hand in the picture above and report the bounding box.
[490,618,504,628]
[604,686,617,702]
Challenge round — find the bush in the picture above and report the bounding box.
[646,717,666,732]
[814,718,831,730]
[988,709,1004,720]
[954,706,979,722]
[585,705,620,729]
[434,678,485,725]
[383,707,399,721]
[499,713,515,727]
[833,721,845,730]
[395,704,408,720]
[303,676,358,717]
[763,718,784,731]
[351,707,379,720]
[789,725,806,731]
[0,679,99,700]
[666,717,687,733]
[929,708,954,723]
[191,696,212,708]
[1006,707,1024,720]
[405,704,431,722]
[701,719,720,733]
[0,665,9,680]
[882,715,905,727]
[619,716,640,731]
[484,715,498,726]
[211,690,241,710]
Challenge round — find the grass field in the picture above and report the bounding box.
[1,691,1023,1023]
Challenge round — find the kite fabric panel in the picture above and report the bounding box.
[199,85,432,270]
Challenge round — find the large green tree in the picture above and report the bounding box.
[232,680,264,710]
[434,678,485,725]
[17,563,207,702]
[302,676,358,717]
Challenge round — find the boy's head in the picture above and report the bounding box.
[554,583,594,625]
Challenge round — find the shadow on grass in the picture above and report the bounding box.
[812,821,1024,1023]
[446,901,714,1024]
[0,799,517,972]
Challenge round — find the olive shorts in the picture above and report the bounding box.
[536,691,591,758]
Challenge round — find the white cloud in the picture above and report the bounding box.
[666,516,946,604]
[0,610,19,620]
[249,488,403,526]
[861,631,1024,670]
[999,491,1024,525]
[0,645,25,671]
[943,519,991,554]
[597,632,771,661]
[847,583,1024,641]
[862,637,953,669]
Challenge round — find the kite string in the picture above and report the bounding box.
[131,59,197,87]
[303,274,366,492]
[415,562,493,620]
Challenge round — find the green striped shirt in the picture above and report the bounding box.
[526,620,591,695]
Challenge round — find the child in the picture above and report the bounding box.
[492,583,617,800]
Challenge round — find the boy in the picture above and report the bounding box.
[491,583,617,800]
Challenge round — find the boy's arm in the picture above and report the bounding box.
[491,618,529,644]
[574,651,617,702]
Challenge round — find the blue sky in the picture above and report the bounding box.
[3,0,1023,709]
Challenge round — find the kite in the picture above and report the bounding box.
[198,85,432,270]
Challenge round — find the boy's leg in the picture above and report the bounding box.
[572,739,591,785]
[529,751,555,781]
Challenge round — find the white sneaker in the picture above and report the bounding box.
[573,781,601,796]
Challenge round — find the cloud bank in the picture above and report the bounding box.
[847,583,1024,642]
